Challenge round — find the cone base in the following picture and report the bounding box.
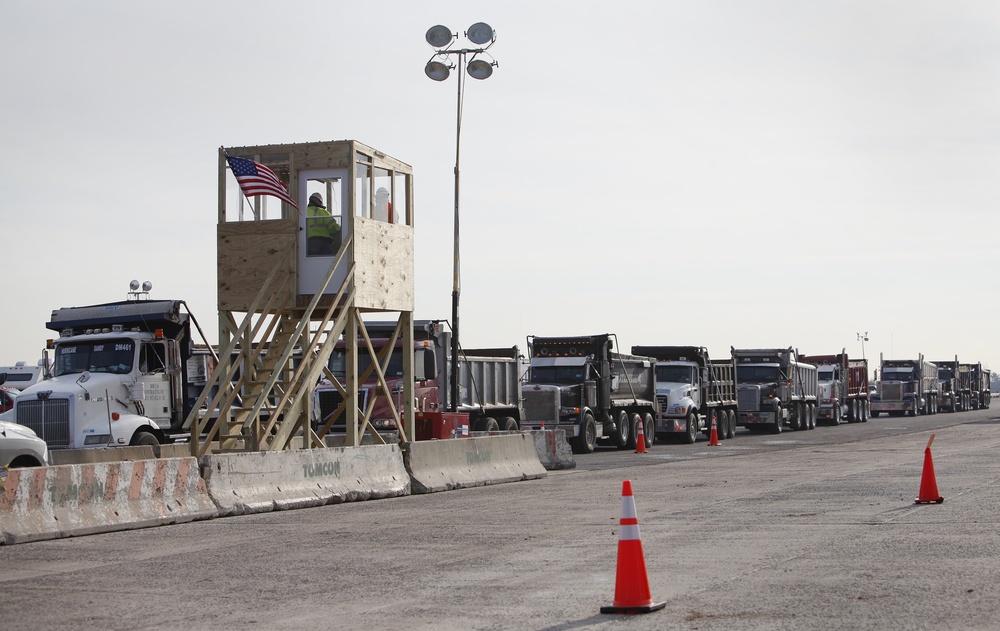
[601,601,666,615]
[915,497,944,504]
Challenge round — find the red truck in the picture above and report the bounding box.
[311,320,524,440]
[800,351,869,424]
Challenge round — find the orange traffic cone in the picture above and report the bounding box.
[635,418,648,453]
[915,434,944,504]
[708,415,720,446]
[600,480,665,615]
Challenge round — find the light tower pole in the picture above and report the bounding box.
[424,22,498,411]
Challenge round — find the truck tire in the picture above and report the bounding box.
[571,413,597,454]
[807,403,816,430]
[768,418,782,434]
[613,410,632,449]
[870,409,880,418]
[832,404,841,426]
[625,412,646,449]
[726,410,736,439]
[789,403,802,431]
[499,416,518,431]
[642,413,655,448]
[683,412,698,444]
[130,431,162,458]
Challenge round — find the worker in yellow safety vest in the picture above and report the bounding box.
[306,192,341,256]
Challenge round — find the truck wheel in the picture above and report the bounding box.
[622,413,641,450]
[870,409,879,418]
[726,410,736,439]
[499,416,518,431]
[571,413,597,454]
[130,431,161,458]
[861,401,869,422]
[642,413,655,448]
[613,410,631,449]
[769,420,782,434]
[790,403,802,431]
[807,404,816,430]
[831,404,840,426]
[483,417,500,433]
[683,412,698,444]
[847,401,859,424]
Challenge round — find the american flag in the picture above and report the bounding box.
[225,155,299,209]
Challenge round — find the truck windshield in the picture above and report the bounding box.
[54,339,136,376]
[817,369,834,382]
[656,365,693,384]
[736,365,783,384]
[328,347,428,381]
[881,370,914,381]
[530,366,587,384]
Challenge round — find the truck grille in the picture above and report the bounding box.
[881,382,902,401]
[16,398,71,448]
[522,387,559,422]
[738,386,761,412]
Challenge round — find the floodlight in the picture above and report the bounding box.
[426,25,454,48]
[467,59,493,80]
[466,22,494,45]
[425,60,451,81]
[142,281,153,292]
[130,280,140,291]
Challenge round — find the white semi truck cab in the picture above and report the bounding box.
[631,345,738,444]
[14,298,205,455]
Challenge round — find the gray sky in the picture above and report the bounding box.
[2,1,998,372]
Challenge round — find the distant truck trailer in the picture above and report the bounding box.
[521,334,656,454]
[799,351,869,425]
[733,347,818,434]
[870,354,938,417]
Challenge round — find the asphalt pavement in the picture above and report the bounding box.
[1,407,998,630]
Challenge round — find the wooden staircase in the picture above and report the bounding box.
[186,238,356,457]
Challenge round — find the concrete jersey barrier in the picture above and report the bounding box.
[528,429,576,470]
[200,444,410,516]
[0,457,215,545]
[404,433,547,494]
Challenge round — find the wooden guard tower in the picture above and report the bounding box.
[188,140,415,456]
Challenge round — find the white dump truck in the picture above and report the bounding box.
[631,345,738,444]
[13,297,212,456]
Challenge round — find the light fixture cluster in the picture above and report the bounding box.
[128,279,153,301]
[424,22,498,82]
